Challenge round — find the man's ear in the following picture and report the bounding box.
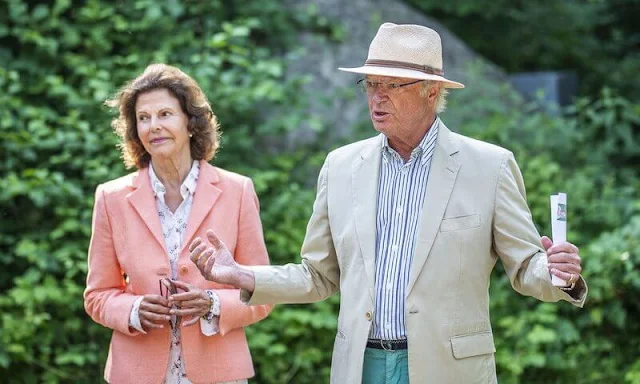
[428,83,440,100]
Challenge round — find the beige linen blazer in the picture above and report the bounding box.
[247,123,587,383]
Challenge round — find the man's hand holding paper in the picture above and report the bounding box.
[543,192,582,290]
[541,236,582,289]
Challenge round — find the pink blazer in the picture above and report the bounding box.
[84,161,272,384]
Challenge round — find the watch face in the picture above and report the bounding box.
[203,291,220,320]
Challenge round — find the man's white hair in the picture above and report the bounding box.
[420,81,449,114]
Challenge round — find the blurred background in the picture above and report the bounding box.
[1,0,639,383]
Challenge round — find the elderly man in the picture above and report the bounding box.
[189,23,587,383]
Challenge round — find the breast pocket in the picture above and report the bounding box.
[440,214,481,232]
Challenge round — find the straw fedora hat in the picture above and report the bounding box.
[339,22,464,89]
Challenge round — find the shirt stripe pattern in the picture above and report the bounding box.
[369,118,439,341]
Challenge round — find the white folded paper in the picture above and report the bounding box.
[550,193,568,286]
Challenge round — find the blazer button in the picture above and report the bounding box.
[365,311,373,321]
[179,265,189,276]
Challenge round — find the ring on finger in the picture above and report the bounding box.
[569,273,577,284]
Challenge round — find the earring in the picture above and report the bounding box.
[189,133,193,138]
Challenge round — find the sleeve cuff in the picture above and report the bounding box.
[560,276,588,304]
[129,296,146,334]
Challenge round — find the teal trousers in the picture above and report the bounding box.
[362,347,409,384]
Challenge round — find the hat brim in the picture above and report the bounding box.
[338,65,464,89]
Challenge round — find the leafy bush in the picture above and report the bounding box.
[0,1,333,383]
[407,0,640,100]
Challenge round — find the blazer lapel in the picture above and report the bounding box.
[181,161,222,254]
[352,135,383,302]
[127,168,168,253]
[407,124,460,295]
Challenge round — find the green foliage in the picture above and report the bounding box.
[1,1,639,384]
[407,0,640,100]
[0,0,333,383]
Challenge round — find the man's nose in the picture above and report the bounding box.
[370,86,389,102]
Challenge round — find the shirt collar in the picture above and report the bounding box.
[149,160,200,202]
[382,117,440,165]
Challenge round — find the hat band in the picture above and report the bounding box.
[365,59,444,76]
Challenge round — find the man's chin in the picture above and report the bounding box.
[371,122,388,135]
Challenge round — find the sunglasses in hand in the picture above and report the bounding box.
[159,278,181,328]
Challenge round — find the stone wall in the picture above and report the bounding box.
[283,0,509,143]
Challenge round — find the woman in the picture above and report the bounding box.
[84,64,272,384]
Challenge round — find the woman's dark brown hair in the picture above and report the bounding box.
[106,64,220,169]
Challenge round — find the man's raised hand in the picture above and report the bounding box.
[189,229,255,291]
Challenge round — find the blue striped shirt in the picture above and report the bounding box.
[369,118,439,340]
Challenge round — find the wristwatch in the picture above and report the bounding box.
[202,290,220,322]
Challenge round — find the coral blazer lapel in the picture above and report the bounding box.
[181,161,222,254]
[127,167,167,253]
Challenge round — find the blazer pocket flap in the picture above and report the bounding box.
[440,214,480,232]
[450,331,496,359]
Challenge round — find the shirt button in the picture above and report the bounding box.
[385,324,391,329]
[392,245,399,253]
[365,311,373,321]
[179,265,189,275]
